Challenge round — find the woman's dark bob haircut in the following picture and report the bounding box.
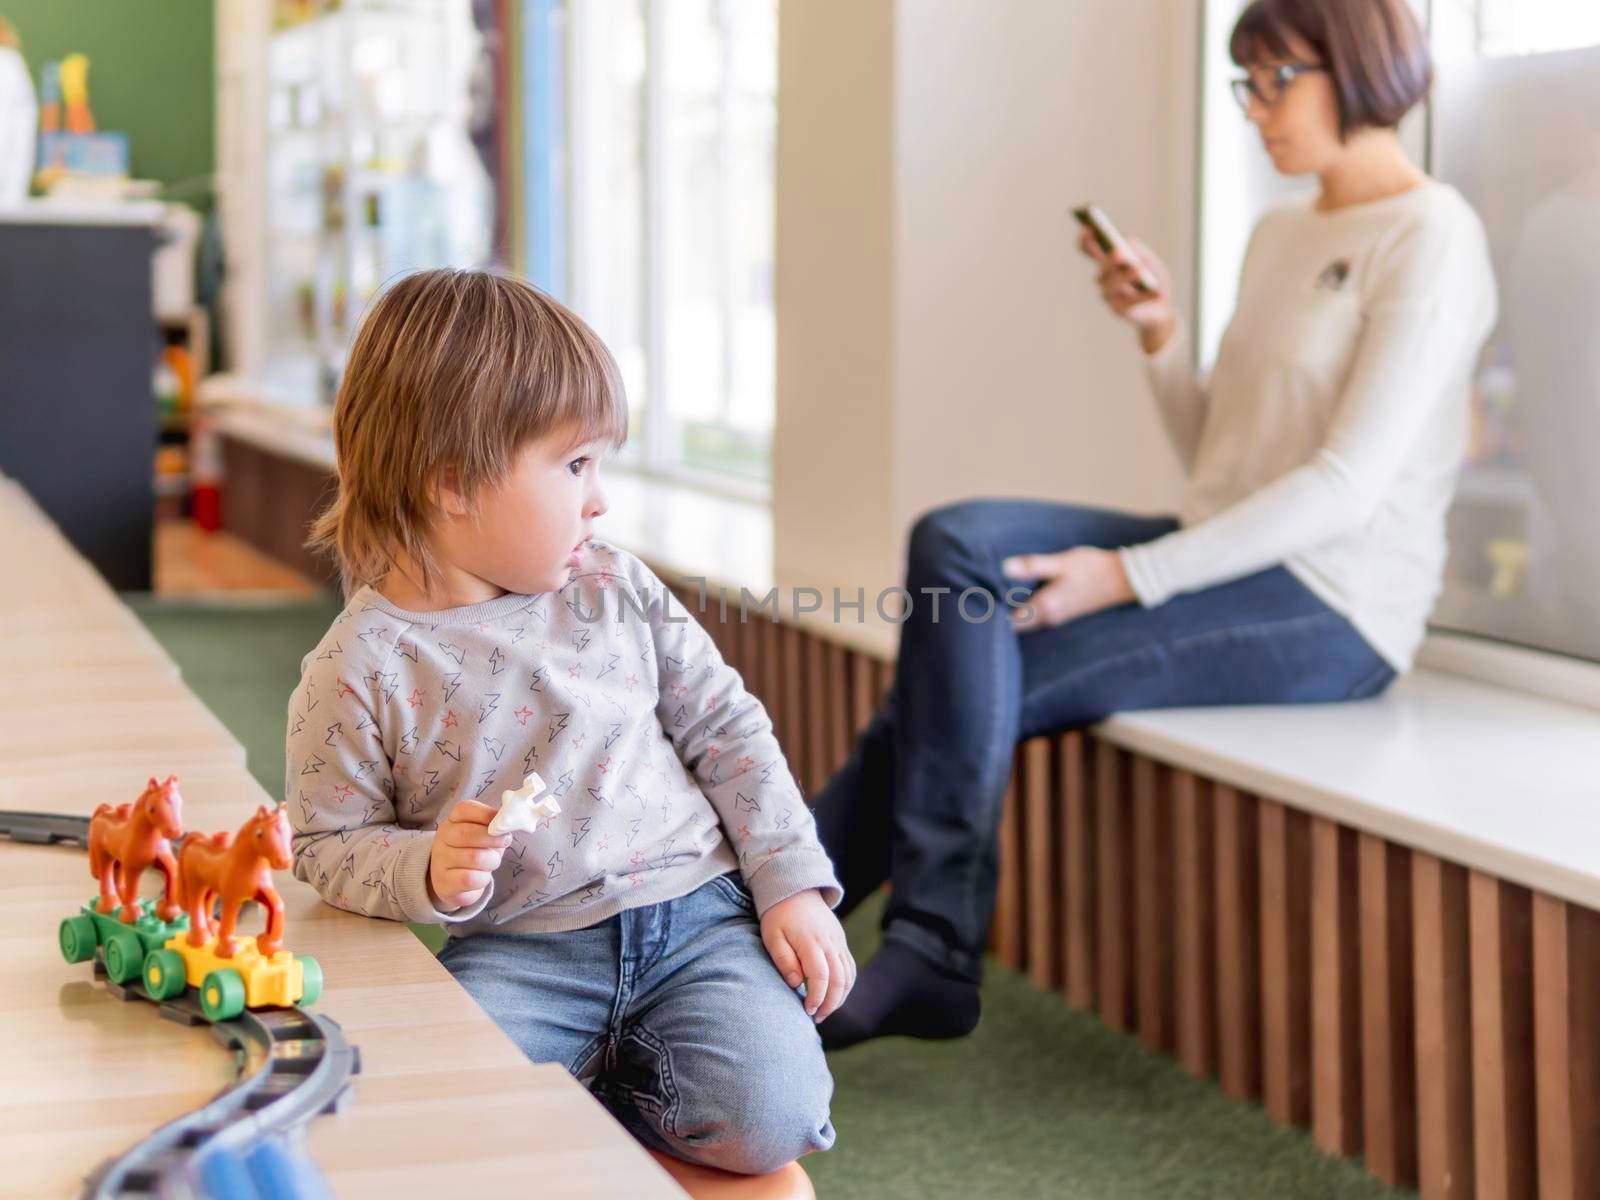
[1230,0,1432,139]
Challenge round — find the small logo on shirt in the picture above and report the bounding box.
[1315,259,1351,291]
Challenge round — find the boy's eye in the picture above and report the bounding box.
[567,457,590,476]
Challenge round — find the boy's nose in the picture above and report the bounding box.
[587,483,609,520]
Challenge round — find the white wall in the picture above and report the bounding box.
[776,0,1202,646]
[772,0,898,624]
[891,0,1200,531]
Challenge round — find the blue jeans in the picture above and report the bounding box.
[437,873,835,1175]
[812,499,1396,982]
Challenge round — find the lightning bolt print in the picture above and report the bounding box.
[547,711,571,744]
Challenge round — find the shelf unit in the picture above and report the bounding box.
[215,0,494,407]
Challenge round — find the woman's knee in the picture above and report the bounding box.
[907,500,1001,581]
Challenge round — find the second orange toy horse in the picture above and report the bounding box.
[177,805,293,959]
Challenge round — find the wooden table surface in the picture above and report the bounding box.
[0,479,683,1199]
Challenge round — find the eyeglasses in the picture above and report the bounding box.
[1230,63,1325,112]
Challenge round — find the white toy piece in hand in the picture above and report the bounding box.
[487,772,561,835]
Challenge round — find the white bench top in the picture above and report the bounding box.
[1099,667,1600,910]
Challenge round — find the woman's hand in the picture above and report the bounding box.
[760,889,857,1022]
[1078,229,1178,354]
[1002,546,1137,632]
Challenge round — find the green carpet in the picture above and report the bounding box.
[130,595,1414,1200]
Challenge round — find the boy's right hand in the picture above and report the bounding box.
[428,800,514,912]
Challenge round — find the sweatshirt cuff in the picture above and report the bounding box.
[1118,543,1175,609]
[1144,317,1191,373]
[394,831,495,925]
[743,847,843,916]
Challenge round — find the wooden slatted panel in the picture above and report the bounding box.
[848,651,878,736]
[734,602,760,688]
[756,619,782,722]
[1172,769,1216,1079]
[1133,756,1174,1054]
[1060,731,1095,1010]
[1312,818,1363,1155]
[701,582,729,655]
[1360,832,1418,1188]
[1468,873,1534,1200]
[803,634,828,798]
[779,625,804,791]
[1214,784,1262,1101]
[1094,738,1132,1031]
[1413,852,1475,1200]
[1259,799,1311,1128]
[1533,893,1600,1200]
[1023,737,1057,990]
[994,762,1024,970]
[827,642,852,778]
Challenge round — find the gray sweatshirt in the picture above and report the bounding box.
[284,540,841,936]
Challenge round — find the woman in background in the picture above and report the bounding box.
[812,0,1498,1050]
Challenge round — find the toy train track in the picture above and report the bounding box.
[0,808,93,847]
[83,965,358,1199]
[2,809,359,1199]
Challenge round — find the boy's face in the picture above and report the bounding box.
[437,424,610,597]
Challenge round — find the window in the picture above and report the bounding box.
[1428,1,1600,663]
[541,0,777,494]
[1199,0,1600,666]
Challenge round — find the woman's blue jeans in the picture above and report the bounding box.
[810,499,1396,982]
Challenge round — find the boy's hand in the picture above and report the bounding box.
[428,799,514,912]
[760,889,857,1022]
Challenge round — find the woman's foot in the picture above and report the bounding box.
[818,941,980,1050]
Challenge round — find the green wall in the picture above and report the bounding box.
[4,0,213,205]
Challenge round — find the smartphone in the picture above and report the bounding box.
[1072,204,1159,295]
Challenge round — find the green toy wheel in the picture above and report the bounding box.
[104,930,146,985]
[59,915,98,964]
[294,955,323,1008]
[143,949,188,1001]
[200,968,246,1022]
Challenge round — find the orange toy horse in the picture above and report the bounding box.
[88,776,185,924]
[177,805,293,959]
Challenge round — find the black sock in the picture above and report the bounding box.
[819,941,981,1051]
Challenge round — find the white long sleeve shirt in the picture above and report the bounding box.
[1118,181,1497,672]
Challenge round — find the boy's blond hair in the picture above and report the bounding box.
[309,269,628,593]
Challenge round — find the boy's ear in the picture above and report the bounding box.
[430,466,472,518]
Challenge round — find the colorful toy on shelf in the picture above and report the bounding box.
[59,52,95,134]
[88,775,185,924]
[61,783,322,1023]
[38,59,60,134]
